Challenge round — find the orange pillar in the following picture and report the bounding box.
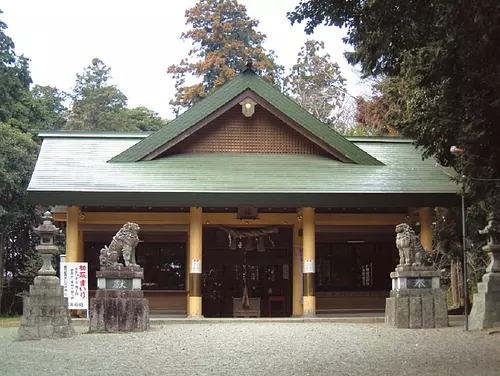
[292,222,303,316]
[66,206,80,262]
[419,207,433,251]
[187,207,203,318]
[302,207,316,316]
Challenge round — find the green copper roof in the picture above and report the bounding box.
[28,134,459,207]
[110,70,382,165]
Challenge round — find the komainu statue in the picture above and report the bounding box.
[395,223,427,267]
[99,222,140,267]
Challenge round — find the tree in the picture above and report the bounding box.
[0,123,39,313]
[116,107,167,132]
[168,0,283,115]
[0,11,33,131]
[284,40,345,127]
[30,85,69,131]
[66,59,168,132]
[288,1,500,212]
[0,12,46,313]
[68,58,128,130]
[354,78,400,137]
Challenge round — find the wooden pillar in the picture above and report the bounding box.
[302,207,316,316]
[292,222,303,316]
[77,231,85,262]
[66,206,80,262]
[419,207,433,251]
[188,207,203,317]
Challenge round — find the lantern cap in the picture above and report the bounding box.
[34,210,59,236]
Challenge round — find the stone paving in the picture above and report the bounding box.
[1,321,499,376]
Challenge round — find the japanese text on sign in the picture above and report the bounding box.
[191,259,201,274]
[304,259,315,273]
[60,262,88,310]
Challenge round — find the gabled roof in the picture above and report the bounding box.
[110,69,383,165]
[28,133,459,207]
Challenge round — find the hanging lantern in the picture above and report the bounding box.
[257,237,265,252]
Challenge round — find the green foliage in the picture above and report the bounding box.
[30,85,69,131]
[0,12,33,131]
[0,123,38,226]
[284,40,345,126]
[67,58,128,130]
[168,0,284,115]
[288,0,500,212]
[65,58,168,131]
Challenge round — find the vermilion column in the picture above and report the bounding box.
[188,207,203,317]
[302,207,316,316]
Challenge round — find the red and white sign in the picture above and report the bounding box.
[60,262,88,310]
[191,259,201,274]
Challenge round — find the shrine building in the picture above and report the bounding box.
[27,66,459,317]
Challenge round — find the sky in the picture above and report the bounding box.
[1,0,369,119]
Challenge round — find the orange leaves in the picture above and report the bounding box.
[168,0,282,114]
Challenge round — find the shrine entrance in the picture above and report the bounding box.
[202,227,293,318]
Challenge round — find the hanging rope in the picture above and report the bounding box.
[219,226,278,238]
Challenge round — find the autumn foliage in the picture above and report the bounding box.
[168,0,282,115]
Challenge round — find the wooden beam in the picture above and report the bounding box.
[52,212,67,222]
[79,212,190,225]
[315,213,407,226]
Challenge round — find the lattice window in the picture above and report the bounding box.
[166,105,331,156]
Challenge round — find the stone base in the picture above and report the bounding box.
[89,289,149,332]
[18,276,75,340]
[385,289,448,328]
[386,266,448,329]
[469,273,500,330]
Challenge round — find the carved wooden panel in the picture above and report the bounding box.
[167,105,329,155]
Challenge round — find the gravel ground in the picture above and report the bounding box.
[1,322,500,376]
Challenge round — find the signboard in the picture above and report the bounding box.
[191,258,201,274]
[304,259,315,273]
[295,245,303,304]
[283,264,289,280]
[60,262,88,310]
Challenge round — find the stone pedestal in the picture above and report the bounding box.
[469,273,500,330]
[18,211,75,340]
[469,217,500,330]
[89,266,149,332]
[18,276,75,340]
[385,266,448,328]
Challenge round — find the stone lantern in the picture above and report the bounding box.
[18,211,75,340]
[34,211,60,278]
[469,213,500,330]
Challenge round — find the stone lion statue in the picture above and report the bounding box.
[99,222,140,267]
[395,223,427,267]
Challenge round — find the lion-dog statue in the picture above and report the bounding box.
[395,223,427,267]
[99,222,140,267]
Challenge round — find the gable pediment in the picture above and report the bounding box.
[162,101,332,157]
[110,69,383,166]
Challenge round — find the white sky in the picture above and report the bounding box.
[1,0,369,118]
